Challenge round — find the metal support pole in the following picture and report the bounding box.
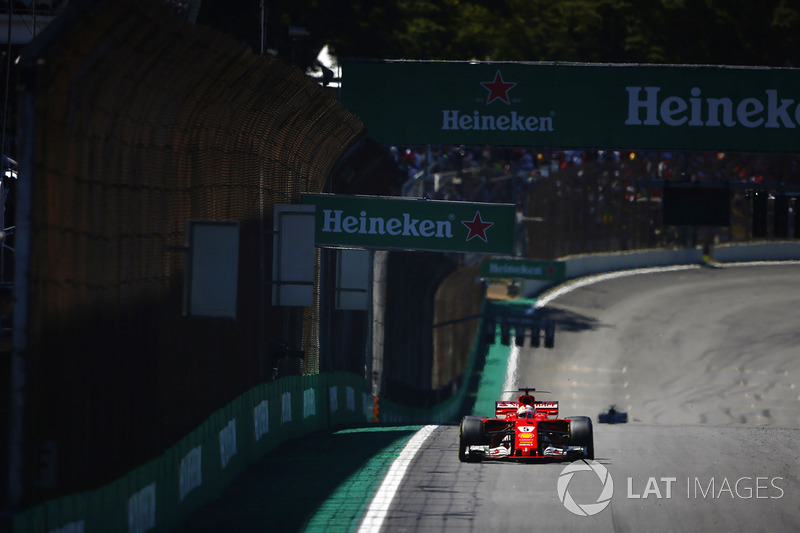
[7,56,35,513]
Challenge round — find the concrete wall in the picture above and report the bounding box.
[522,242,800,297]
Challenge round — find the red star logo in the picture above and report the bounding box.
[462,211,494,242]
[480,70,516,105]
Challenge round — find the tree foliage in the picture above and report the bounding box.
[198,0,800,71]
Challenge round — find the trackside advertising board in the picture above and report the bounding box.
[480,258,566,281]
[341,60,800,151]
[301,194,515,254]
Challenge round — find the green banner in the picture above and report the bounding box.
[480,258,565,281]
[341,60,800,151]
[301,194,515,254]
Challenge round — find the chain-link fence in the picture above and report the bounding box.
[13,0,363,506]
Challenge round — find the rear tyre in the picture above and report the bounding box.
[459,416,484,462]
[569,416,595,460]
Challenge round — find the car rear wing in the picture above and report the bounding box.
[534,401,559,418]
[495,400,559,418]
[495,401,519,418]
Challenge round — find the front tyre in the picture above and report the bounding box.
[459,416,484,462]
[569,416,595,460]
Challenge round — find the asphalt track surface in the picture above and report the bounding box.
[380,263,800,532]
[175,263,800,532]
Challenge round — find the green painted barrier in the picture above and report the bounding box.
[13,372,375,533]
[12,326,489,533]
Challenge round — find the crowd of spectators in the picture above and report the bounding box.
[390,145,800,204]
[386,145,800,257]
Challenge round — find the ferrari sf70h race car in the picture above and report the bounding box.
[458,388,594,462]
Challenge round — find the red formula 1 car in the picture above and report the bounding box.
[458,388,594,462]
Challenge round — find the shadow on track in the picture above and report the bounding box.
[171,425,422,532]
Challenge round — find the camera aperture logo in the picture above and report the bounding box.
[557,461,614,516]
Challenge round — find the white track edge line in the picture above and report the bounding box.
[358,424,437,533]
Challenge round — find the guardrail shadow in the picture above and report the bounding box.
[172,425,422,532]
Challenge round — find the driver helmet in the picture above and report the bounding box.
[517,405,535,419]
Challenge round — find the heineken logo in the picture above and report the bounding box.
[487,263,553,277]
[442,110,553,132]
[441,69,555,133]
[480,259,566,281]
[481,70,517,105]
[303,195,516,254]
[462,211,493,242]
[625,86,800,129]
[322,209,453,239]
[321,209,496,243]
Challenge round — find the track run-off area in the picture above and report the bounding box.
[175,262,800,532]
